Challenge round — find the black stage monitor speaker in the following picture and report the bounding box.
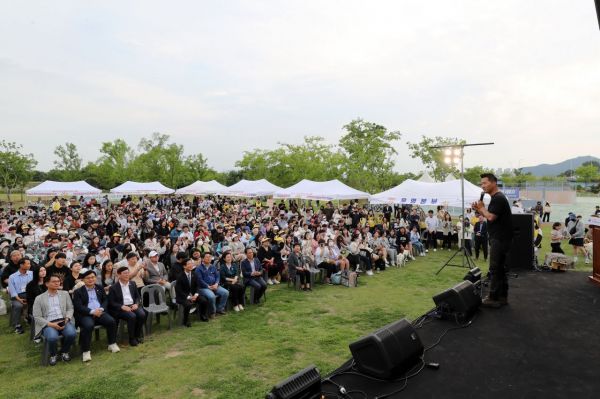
[433,280,481,321]
[508,213,534,269]
[265,365,321,399]
[595,0,600,30]
[349,318,423,380]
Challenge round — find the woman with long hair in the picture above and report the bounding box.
[218,252,245,312]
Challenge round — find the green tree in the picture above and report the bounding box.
[463,166,495,185]
[0,140,37,200]
[575,164,599,182]
[52,142,83,181]
[338,119,402,192]
[92,139,134,188]
[407,136,463,182]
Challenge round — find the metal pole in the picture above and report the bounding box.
[461,148,465,268]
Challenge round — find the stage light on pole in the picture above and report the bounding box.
[444,156,452,164]
[453,156,461,164]
[444,148,452,156]
[453,148,462,156]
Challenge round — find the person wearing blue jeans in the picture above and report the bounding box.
[195,253,229,317]
[32,275,77,366]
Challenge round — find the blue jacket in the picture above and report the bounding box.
[240,258,263,280]
[195,262,220,289]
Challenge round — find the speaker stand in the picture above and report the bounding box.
[436,245,477,275]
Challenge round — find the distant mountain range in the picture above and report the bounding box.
[521,156,600,176]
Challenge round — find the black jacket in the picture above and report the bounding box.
[174,271,198,305]
[107,281,140,314]
[73,283,109,320]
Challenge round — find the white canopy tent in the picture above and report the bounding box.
[221,179,282,197]
[110,181,174,195]
[175,180,227,195]
[417,172,435,183]
[26,181,102,196]
[273,179,371,201]
[370,179,487,207]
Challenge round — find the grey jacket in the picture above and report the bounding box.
[144,260,168,284]
[32,290,74,337]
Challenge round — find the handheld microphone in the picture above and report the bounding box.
[479,192,485,202]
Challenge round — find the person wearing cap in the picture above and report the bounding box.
[8,258,33,334]
[144,250,171,291]
[195,252,229,317]
[241,247,267,303]
[73,270,120,362]
[32,274,77,365]
[107,266,146,346]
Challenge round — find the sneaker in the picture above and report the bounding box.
[585,257,591,264]
[425,249,429,253]
[481,297,502,309]
[433,249,437,252]
[410,255,416,260]
[61,352,71,362]
[366,270,374,276]
[420,253,425,257]
[233,305,240,312]
[216,310,226,315]
[267,279,274,285]
[574,256,578,263]
[108,343,121,353]
[48,355,58,366]
[33,337,42,344]
[238,304,244,311]
[273,279,280,285]
[82,351,91,362]
[14,325,24,335]
[355,267,362,273]
[129,339,139,347]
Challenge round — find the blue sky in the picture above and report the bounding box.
[1,1,599,173]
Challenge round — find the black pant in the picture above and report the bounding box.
[179,296,209,324]
[224,283,245,306]
[113,308,146,341]
[294,269,311,285]
[488,238,512,300]
[317,262,337,278]
[542,212,550,222]
[78,313,117,352]
[442,234,452,249]
[426,231,437,249]
[550,242,564,254]
[246,278,267,303]
[474,235,488,260]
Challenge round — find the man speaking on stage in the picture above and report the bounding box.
[472,173,513,308]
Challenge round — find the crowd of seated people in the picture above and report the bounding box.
[1,194,486,364]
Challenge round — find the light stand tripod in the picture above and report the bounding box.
[432,142,494,275]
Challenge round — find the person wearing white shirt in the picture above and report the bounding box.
[424,210,439,252]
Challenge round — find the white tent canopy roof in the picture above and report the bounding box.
[273,179,371,200]
[370,179,487,207]
[110,181,174,195]
[175,180,227,195]
[417,171,435,182]
[26,180,102,196]
[221,179,282,197]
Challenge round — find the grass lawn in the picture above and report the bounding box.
[0,224,592,399]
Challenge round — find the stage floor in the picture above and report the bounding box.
[323,270,600,399]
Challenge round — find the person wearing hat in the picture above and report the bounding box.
[144,250,170,291]
[73,270,120,362]
[107,266,146,346]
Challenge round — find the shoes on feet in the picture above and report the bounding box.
[82,351,91,362]
[61,352,71,362]
[108,343,120,353]
[48,355,58,366]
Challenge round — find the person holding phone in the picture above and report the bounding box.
[32,275,77,366]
